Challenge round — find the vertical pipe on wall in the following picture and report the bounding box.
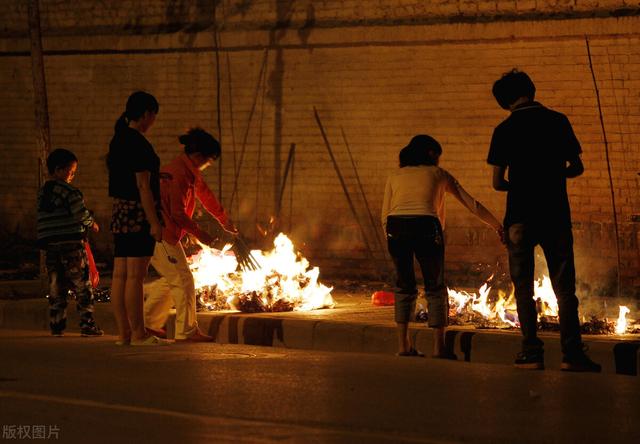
[270,44,283,220]
[27,0,51,292]
[213,2,223,199]
[28,0,51,189]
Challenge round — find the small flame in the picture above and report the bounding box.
[615,306,630,335]
[533,276,559,317]
[471,283,493,318]
[446,276,633,335]
[447,279,518,327]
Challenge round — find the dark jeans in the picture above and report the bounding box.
[386,216,447,327]
[45,241,96,332]
[507,223,582,355]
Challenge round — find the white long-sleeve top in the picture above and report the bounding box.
[381,165,482,232]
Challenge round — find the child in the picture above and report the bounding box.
[37,148,103,337]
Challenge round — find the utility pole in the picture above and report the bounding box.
[28,0,51,293]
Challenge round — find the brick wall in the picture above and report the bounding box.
[1,1,639,295]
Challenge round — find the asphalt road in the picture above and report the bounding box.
[0,331,638,444]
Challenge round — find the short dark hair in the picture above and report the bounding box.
[46,148,77,175]
[399,135,442,167]
[179,128,221,159]
[492,69,536,109]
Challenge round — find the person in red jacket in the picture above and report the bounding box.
[144,128,236,342]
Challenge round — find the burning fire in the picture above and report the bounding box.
[189,233,334,312]
[447,276,635,335]
[448,276,557,328]
[615,306,630,335]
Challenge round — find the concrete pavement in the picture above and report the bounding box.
[1,330,639,444]
[1,281,639,376]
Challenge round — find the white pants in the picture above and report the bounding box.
[144,241,198,339]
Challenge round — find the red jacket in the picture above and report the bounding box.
[160,154,229,245]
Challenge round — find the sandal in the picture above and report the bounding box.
[396,348,425,357]
[130,335,171,346]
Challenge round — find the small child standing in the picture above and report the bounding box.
[37,148,103,337]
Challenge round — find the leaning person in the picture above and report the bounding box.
[381,135,503,359]
[144,128,237,342]
[107,91,168,346]
[37,148,103,337]
[488,69,600,372]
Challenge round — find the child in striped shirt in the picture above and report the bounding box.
[37,148,103,337]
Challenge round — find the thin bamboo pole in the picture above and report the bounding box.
[585,36,621,298]
[313,107,379,273]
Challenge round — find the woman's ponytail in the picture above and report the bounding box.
[114,112,129,133]
[113,91,159,134]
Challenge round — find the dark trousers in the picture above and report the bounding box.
[45,242,96,332]
[507,223,582,355]
[386,216,447,327]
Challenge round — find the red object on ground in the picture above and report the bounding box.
[371,291,394,306]
[85,242,99,288]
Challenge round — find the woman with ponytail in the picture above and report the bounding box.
[382,135,503,359]
[144,127,237,342]
[107,91,168,346]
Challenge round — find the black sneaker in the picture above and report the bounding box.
[81,325,104,337]
[561,347,601,373]
[514,349,544,370]
[50,319,66,337]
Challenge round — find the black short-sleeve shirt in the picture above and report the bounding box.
[487,102,581,229]
[108,126,160,202]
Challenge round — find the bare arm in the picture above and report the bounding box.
[565,155,584,178]
[446,175,504,241]
[380,178,392,233]
[136,171,162,241]
[492,166,509,191]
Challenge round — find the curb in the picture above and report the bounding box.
[1,298,638,376]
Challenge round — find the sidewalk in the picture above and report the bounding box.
[1,281,639,376]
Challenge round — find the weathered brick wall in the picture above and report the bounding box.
[1,1,639,295]
[2,1,639,36]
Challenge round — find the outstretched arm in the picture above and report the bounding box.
[195,177,236,234]
[446,174,504,241]
[492,166,509,191]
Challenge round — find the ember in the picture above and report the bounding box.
[191,233,334,313]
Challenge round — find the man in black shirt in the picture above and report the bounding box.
[488,69,600,372]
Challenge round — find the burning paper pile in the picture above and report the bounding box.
[190,233,334,313]
[444,276,638,335]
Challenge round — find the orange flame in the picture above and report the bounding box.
[615,306,630,335]
[189,233,334,312]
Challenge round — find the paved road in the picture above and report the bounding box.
[0,331,638,443]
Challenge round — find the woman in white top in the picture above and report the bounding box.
[381,135,503,358]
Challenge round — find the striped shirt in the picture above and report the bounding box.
[37,180,94,247]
